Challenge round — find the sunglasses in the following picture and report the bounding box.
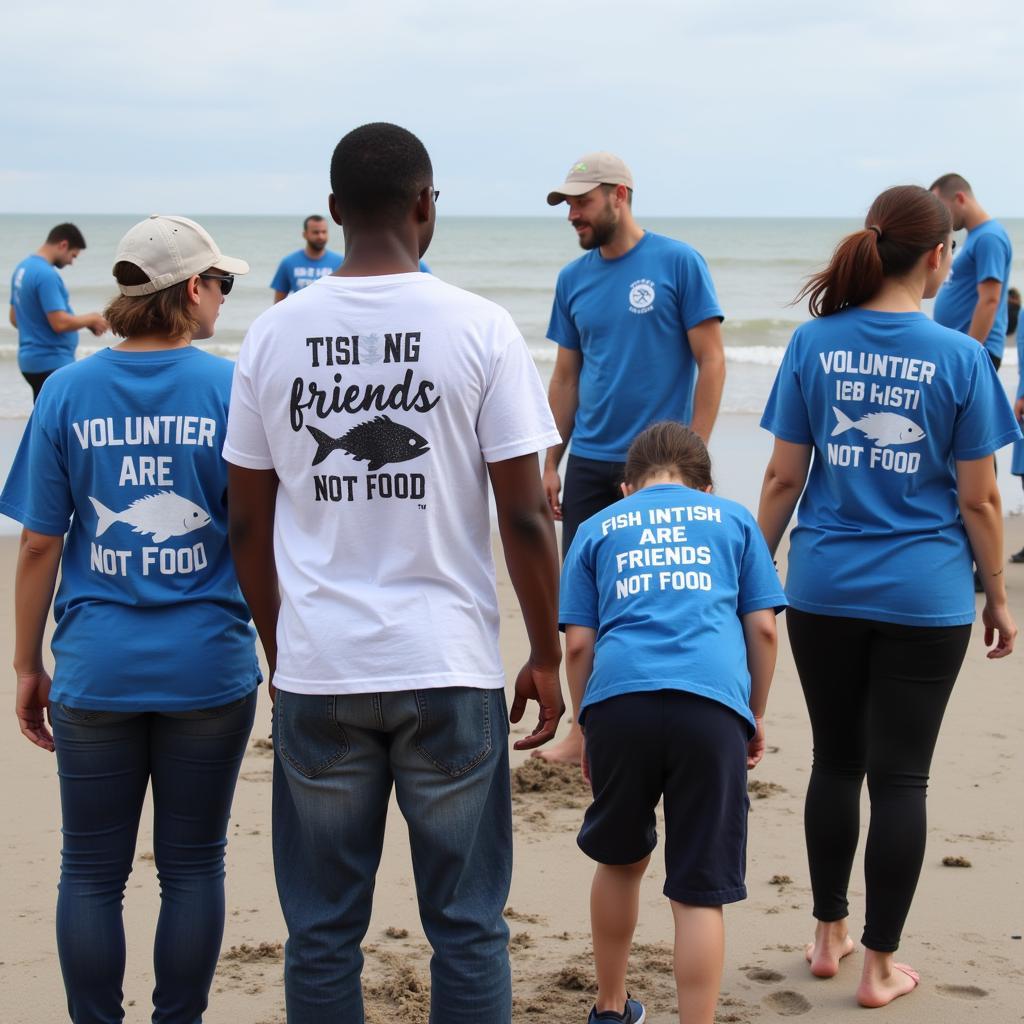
[198,273,234,296]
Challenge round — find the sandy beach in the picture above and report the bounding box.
[1,515,1022,1023]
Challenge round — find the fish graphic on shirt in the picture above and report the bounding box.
[89,492,211,543]
[831,407,926,447]
[307,415,430,470]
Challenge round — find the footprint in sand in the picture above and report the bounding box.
[747,968,785,983]
[762,990,811,1016]
[937,984,988,999]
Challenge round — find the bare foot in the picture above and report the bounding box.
[857,963,920,1008]
[805,934,855,978]
[805,920,855,978]
[530,724,583,763]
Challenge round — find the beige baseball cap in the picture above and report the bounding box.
[546,152,635,206]
[114,215,250,296]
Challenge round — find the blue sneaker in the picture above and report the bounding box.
[586,996,646,1023]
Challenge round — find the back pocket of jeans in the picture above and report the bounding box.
[275,691,349,779]
[414,687,495,778]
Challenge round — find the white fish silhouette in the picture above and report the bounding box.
[89,491,211,543]
[831,407,926,448]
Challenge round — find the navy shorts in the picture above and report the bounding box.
[578,690,750,906]
[561,455,626,558]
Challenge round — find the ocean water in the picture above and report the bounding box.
[0,214,1021,526]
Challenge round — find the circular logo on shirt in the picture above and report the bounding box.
[628,279,655,314]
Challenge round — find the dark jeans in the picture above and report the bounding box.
[51,692,257,1024]
[23,369,55,402]
[786,610,970,952]
[561,454,626,558]
[272,686,512,1024]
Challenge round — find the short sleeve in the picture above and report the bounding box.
[223,332,275,469]
[952,347,1022,460]
[269,258,291,294]
[677,248,724,330]
[736,514,787,615]
[558,531,599,629]
[546,271,580,350]
[0,397,74,535]
[973,232,1010,284]
[37,268,69,314]
[476,319,562,463]
[760,331,813,444]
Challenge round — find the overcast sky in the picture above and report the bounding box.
[3,0,1021,217]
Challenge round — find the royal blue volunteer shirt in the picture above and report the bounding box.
[10,254,79,373]
[270,251,432,296]
[761,307,1022,626]
[547,232,723,462]
[270,249,344,295]
[559,484,786,731]
[0,347,260,710]
[933,220,1013,360]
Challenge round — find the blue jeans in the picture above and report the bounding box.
[272,686,512,1024]
[51,692,257,1024]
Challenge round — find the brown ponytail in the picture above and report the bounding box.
[796,185,951,317]
[624,421,713,491]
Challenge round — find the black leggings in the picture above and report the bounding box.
[786,609,971,953]
[22,369,54,402]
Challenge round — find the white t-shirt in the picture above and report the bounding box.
[224,272,561,694]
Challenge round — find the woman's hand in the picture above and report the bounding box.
[580,733,591,786]
[747,716,766,769]
[982,601,1017,659]
[16,670,54,752]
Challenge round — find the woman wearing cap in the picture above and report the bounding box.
[756,186,1020,1008]
[0,215,261,1023]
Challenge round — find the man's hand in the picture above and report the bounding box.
[509,660,565,750]
[747,716,766,769]
[982,600,1017,659]
[16,670,54,752]
[86,313,109,336]
[580,733,591,785]
[542,466,563,520]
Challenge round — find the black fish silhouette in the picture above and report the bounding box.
[307,415,430,470]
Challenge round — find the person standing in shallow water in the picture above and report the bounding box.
[0,215,261,1023]
[757,185,1020,1009]
[538,151,726,767]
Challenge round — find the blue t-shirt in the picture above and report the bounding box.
[0,347,261,710]
[270,249,344,295]
[559,484,786,732]
[1013,328,1024,477]
[933,220,1013,359]
[547,232,724,462]
[10,254,78,373]
[761,308,1022,626]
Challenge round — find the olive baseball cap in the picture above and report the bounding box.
[546,152,635,206]
[114,215,250,296]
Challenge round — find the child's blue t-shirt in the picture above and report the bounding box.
[761,307,1022,626]
[547,232,723,462]
[10,254,79,373]
[933,220,1013,360]
[0,346,260,710]
[559,484,786,732]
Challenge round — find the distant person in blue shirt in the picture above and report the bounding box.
[270,214,343,302]
[930,173,1013,366]
[539,151,726,766]
[1009,287,1024,562]
[560,422,784,1024]
[8,222,109,400]
[0,215,260,1023]
[758,185,1019,1010]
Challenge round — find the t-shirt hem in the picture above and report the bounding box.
[954,428,1022,461]
[785,596,976,628]
[50,678,260,712]
[482,429,563,463]
[580,680,754,732]
[760,420,812,445]
[273,672,506,694]
[222,444,276,470]
[567,443,630,462]
[683,306,725,331]
[0,499,67,535]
